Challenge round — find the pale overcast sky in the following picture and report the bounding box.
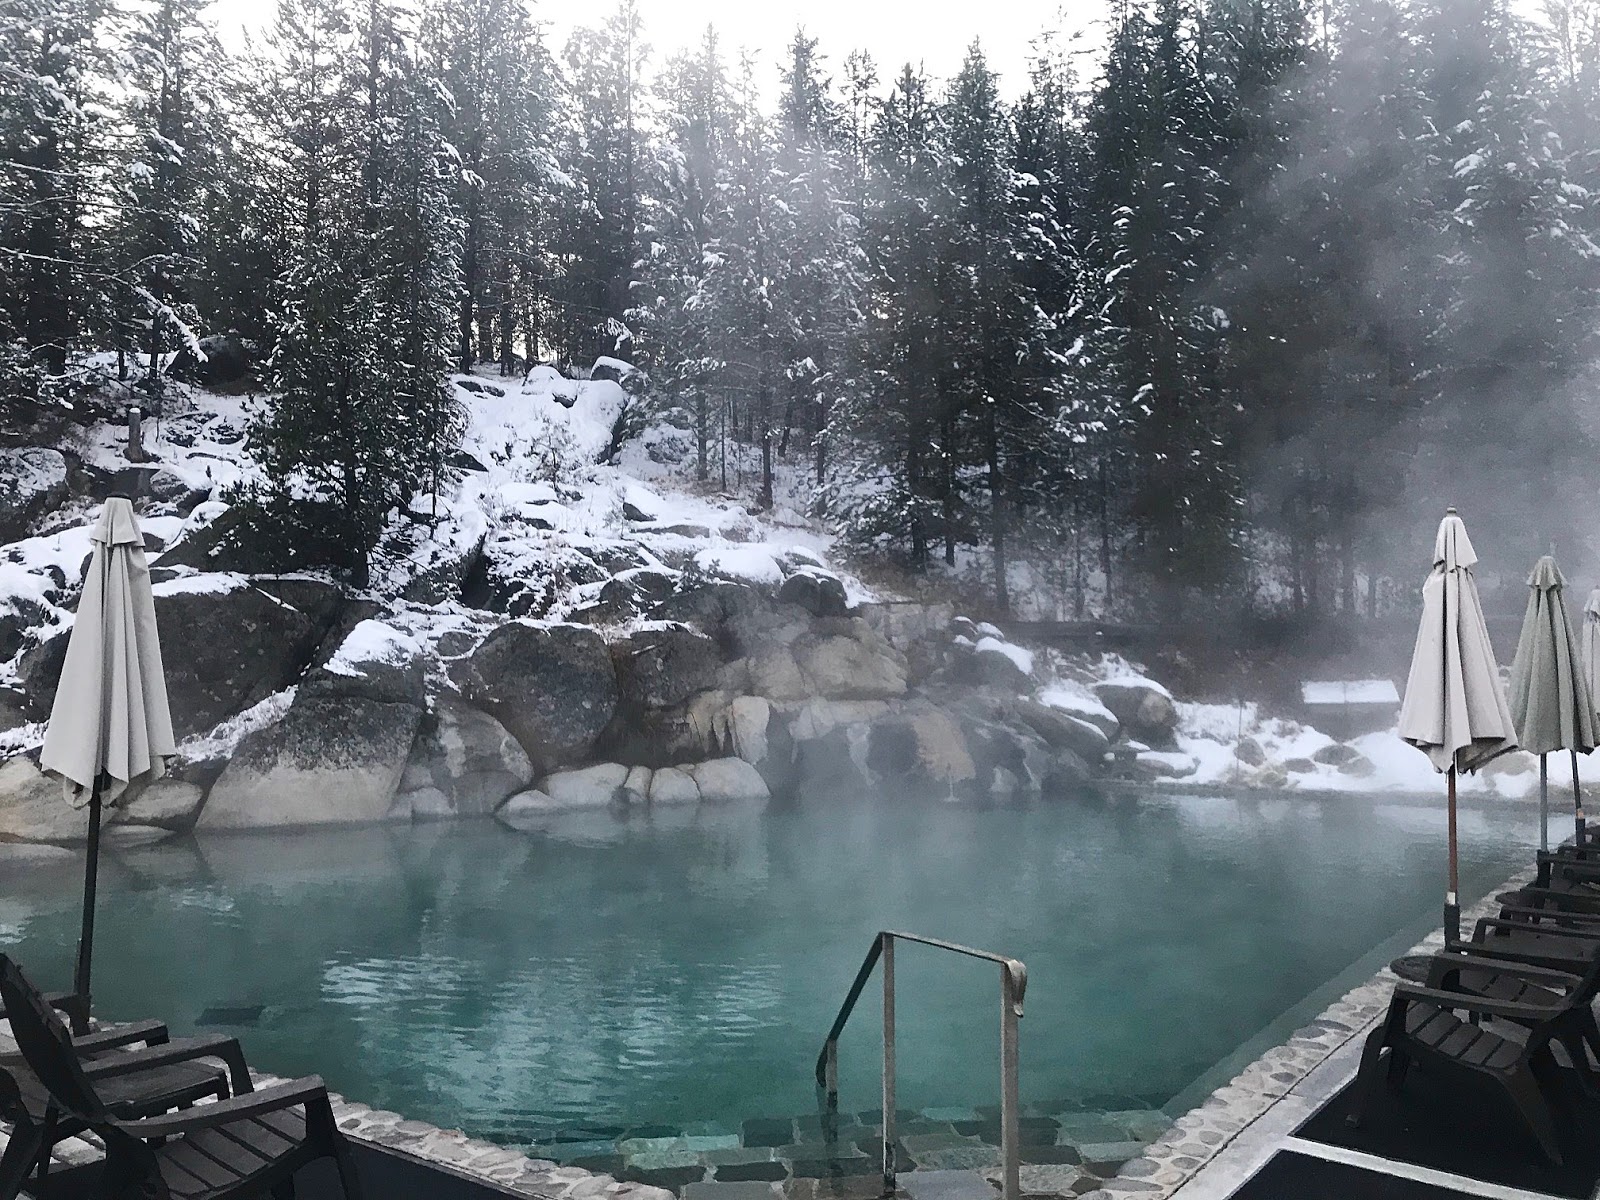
[208,0,1106,98]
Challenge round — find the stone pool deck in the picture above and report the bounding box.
[0,867,1539,1200]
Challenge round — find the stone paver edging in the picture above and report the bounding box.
[1075,867,1538,1200]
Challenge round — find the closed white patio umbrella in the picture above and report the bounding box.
[1398,508,1517,942]
[39,495,174,1030]
[1508,556,1596,851]
[1582,586,1600,737]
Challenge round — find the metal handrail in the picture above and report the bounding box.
[814,931,1028,1200]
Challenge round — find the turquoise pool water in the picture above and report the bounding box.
[0,791,1538,1148]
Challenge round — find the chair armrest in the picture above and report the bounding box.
[1499,886,1600,912]
[1396,982,1570,1023]
[82,1034,253,1097]
[109,1076,326,1139]
[1475,917,1600,943]
[72,1019,170,1056]
[1496,904,1600,928]
[1447,934,1595,973]
[0,990,77,1023]
[1427,952,1584,993]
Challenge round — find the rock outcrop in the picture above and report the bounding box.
[198,696,423,829]
[453,621,619,772]
[1094,677,1179,749]
[393,697,533,820]
[0,447,68,541]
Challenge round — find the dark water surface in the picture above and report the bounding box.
[0,791,1538,1146]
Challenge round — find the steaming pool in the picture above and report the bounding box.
[0,790,1538,1155]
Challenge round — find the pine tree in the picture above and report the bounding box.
[242,0,461,586]
[633,25,732,480]
[829,63,953,567]
[0,0,114,412]
[111,0,230,392]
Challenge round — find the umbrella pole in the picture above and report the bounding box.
[1574,748,1586,845]
[72,778,102,1036]
[1541,753,1549,852]
[1445,766,1461,944]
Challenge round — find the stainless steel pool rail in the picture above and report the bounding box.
[814,932,1027,1200]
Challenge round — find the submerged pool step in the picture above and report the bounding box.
[526,1105,1172,1198]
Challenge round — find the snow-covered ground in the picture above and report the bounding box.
[1038,651,1560,802]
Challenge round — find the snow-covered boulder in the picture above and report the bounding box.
[0,447,68,541]
[776,566,849,618]
[1016,699,1111,763]
[197,696,423,829]
[651,582,778,659]
[610,623,720,709]
[583,567,679,623]
[1038,687,1121,740]
[20,574,347,738]
[1094,676,1178,747]
[453,621,619,772]
[392,696,533,820]
[299,620,425,708]
[973,636,1035,691]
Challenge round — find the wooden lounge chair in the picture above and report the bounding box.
[0,956,363,1200]
[1349,975,1578,1164]
[1,959,255,1200]
[1418,950,1600,1094]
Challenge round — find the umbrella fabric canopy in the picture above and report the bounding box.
[1507,556,1596,848]
[1399,511,1517,773]
[38,496,174,1028]
[1583,587,1600,728]
[1398,509,1516,943]
[1509,556,1595,755]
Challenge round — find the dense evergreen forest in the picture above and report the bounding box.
[2,0,1598,617]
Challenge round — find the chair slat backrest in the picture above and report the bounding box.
[0,956,106,1123]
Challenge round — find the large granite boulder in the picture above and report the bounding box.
[776,567,849,618]
[0,756,90,842]
[155,506,298,575]
[119,778,206,830]
[452,621,619,772]
[167,333,255,386]
[579,567,679,624]
[1016,699,1111,764]
[197,696,422,829]
[298,619,425,708]
[793,625,907,700]
[685,757,769,803]
[392,697,532,820]
[650,583,780,659]
[17,574,347,735]
[0,447,68,541]
[610,624,719,709]
[1094,677,1179,747]
[960,714,1056,800]
[535,762,630,809]
[866,705,977,793]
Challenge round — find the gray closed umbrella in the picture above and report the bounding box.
[1398,509,1517,941]
[1582,587,1600,732]
[1508,556,1597,850]
[39,496,174,1030]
